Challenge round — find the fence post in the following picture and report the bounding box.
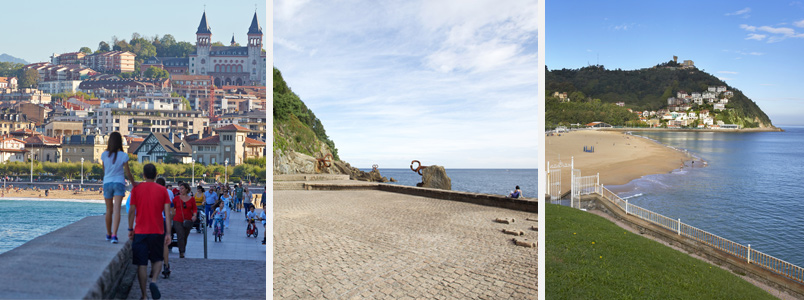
[748,244,751,264]
[596,173,600,194]
[625,199,628,215]
[677,218,681,235]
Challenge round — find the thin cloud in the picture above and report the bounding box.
[726,7,751,18]
[795,20,804,28]
[746,33,766,40]
[741,23,804,43]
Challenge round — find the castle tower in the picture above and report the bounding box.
[231,34,236,46]
[247,11,263,84]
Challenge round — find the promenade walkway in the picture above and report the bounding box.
[126,204,266,299]
[274,188,538,299]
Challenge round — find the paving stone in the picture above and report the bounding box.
[274,190,538,299]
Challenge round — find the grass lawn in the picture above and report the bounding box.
[546,203,775,299]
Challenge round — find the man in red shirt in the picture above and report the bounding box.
[128,163,171,300]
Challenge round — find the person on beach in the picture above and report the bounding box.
[172,182,196,258]
[102,131,137,244]
[204,185,218,227]
[128,163,171,300]
[194,186,206,233]
[508,186,522,198]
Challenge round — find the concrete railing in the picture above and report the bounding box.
[587,187,804,297]
[0,215,135,299]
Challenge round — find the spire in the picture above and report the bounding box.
[230,34,236,46]
[197,11,212,34]
[248,12,262,35]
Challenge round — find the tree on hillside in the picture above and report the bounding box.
[144,66,169,79]
[79,47,92,55]
[0,62,23,77]
[16,68,39,88]
[211,41,225,47]
[97,41,111,53]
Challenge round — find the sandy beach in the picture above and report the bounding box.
[546,130,691,196]
[0,188,106,200]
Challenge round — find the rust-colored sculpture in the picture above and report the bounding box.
[410,160,427,175]
[316,153,333,170]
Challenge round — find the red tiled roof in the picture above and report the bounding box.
[11,129,41,135]
[244,137,265,146]
[214,124,250,132]
[24,135,61,145]
[189,135,220,145]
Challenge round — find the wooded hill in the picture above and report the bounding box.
[546,61,774,129]
[273,67,339,160]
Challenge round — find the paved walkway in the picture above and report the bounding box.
[126,205,266,299]
[274,190,538,299]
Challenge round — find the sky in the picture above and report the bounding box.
[548,1,804,126]
[0,1,266,64]
[274,0,539,169]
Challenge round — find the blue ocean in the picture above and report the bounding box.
[0,200,105,255]
[362,168,538,198]
[608,127,804,267]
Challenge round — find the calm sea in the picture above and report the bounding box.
[0,200,105,255]
[607,127,804,267]
[362,168,538,198]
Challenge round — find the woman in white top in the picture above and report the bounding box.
[101,132,137,244]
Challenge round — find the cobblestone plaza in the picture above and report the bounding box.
[274,190,538,299]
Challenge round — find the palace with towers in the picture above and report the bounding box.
[189,11,266,87]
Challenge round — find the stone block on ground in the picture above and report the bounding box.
[494,218,515,224]
[502,229,524,236]
[513,238,536,248]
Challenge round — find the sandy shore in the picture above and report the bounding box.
[545,130,691,196]
[0,188,107,200]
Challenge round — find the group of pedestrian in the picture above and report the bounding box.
[100,131,267,300]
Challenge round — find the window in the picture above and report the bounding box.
[81,149,85,153]
[225,146,230,152]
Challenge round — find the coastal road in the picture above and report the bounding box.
[274,189,538,299]
[125,204,266,299]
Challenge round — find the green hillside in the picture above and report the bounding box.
[273,67,339,160]
[546,61,774,129]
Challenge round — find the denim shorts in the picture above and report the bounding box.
[103,182,126,199]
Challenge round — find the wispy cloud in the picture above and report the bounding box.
[726,7,751,18]
[746,33,767,40]
[740,23,804,42]
[795,20,804,28]
[274,0,538,168]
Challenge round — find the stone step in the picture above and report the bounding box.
[273,174,351,182]
[273,182,306,190]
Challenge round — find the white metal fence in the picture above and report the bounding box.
[596,185,804,284]
[570,169,598,209]
[548,167,562,201]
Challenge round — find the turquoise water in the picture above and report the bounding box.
[608,127,804,267]
[364,168,538,197]
[0,200,105,254]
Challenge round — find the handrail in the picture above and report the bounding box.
[596,185,804,284]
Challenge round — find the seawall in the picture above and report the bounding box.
[0,215,135,299]
[285,179,538,213]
